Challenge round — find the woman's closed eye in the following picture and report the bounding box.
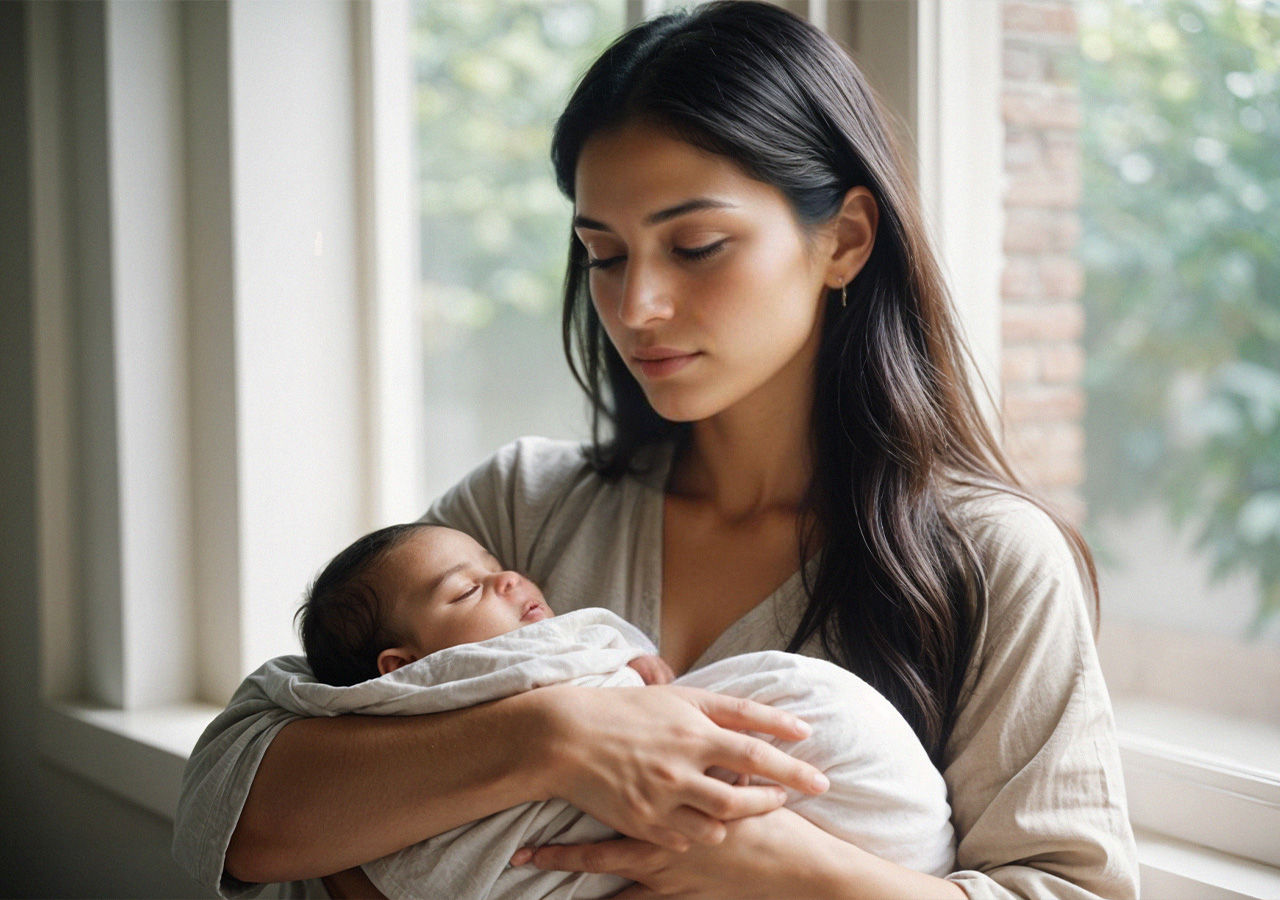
[585,239,729,270]
[585,253,625,271]
[674,238,728,262]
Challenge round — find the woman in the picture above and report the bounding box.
[175,3,1137,897]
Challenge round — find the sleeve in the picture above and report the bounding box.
[941,494,1139,900]
[171,437,584,895]
[419,436,591,574]
[171,664,305,898]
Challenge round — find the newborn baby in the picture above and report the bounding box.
[272,522,955,899]
[298,521,673,688]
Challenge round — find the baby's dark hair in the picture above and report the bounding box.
[297,522,429,686]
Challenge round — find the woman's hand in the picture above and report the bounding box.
[512,807,967,900]
[534,684,829,852]
[511,807,823,899]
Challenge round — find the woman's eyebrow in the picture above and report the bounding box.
[573,198,737,232]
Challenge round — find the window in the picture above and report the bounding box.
[1076,0,1280,877]
[29,0,409,822]
[412,0,623,500]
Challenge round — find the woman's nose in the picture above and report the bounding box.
[617,260,675,328]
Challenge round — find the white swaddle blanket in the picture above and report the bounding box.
[258,608,955,898]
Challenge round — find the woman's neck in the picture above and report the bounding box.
[671,398,813,521]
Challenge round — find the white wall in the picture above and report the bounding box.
[2,0,385,892]
[0,4,205,894]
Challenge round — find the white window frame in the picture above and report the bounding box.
[850,2,1278,895]
[26,1,1279,895]
[30,0,420,822]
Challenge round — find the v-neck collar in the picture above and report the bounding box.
[633,441,815,674]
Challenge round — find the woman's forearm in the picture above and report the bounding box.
[225,689,554,883]
[800,827,966,900]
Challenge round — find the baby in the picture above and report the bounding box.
[275,522,954,899]
[297,521,675,687]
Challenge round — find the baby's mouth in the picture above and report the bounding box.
[521,600,549,622]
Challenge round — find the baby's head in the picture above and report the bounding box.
[298,523,552,686]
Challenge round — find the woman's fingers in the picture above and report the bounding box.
[634,824,692,852]
[681,781,789,825]
[709,732,829,797]
[660,804,727,846]
[688,689,812,741]
[519,837,666,879]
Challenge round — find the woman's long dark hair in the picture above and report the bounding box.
[551,0,1096,760]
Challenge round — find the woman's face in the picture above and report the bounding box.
[573,121,836,424]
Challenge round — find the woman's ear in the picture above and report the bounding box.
[377,646,419,676]
[825,186,879,288]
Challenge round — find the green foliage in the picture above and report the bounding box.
[412,0,623,329]
[1079,0,1280,629]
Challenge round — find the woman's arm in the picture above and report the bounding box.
[940,493,1138,900]
[225,690,545,883]
[221,683,826,885]
[521,807,965,900]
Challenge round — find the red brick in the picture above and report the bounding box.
[1003,2,1078,38]
[1051,213,1082,251]
[1006,170,1082,208]
[1002,345,1041,383]
[1003,384,1085,423]
[1041,254,1084,298]
[1005,130,1043,171]
[1005,441,1084,487]
[1002,91,1082,130]
[1006,210,1081,253]
[1042,343,1085,382]
[1006,422,1085,459]
[1004,44,1045,82]
[1005,436,1085,485]
[1002,257,1041,299]
[1003,302,1085,341]
[1004,209,1055,253]
[1045,133,1079,170]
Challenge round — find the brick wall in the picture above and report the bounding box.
[1000,0,1086,523]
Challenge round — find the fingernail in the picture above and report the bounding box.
[810,772,830,793]
[793,718,812,737]
[510,848,533,866]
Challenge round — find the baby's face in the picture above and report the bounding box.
[377,526,552,661]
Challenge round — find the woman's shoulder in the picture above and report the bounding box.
[944,480,1094,642]
[948,482,1083,588]
[489,435,601,501]
[422,436,668,572]
[423,435,588,514]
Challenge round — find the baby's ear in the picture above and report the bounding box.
[377,646,419,676]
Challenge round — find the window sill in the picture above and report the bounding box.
[1136,828,1280,900]
[37,700,220,821]
[36,696,1280,898]
[1114,695,1280,871]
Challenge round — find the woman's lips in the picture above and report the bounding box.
[633,351,700,379]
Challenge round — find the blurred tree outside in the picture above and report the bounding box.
[412,1,623,497]
[1079,0,1280,632]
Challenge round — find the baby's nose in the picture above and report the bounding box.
[493,570,521,594]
